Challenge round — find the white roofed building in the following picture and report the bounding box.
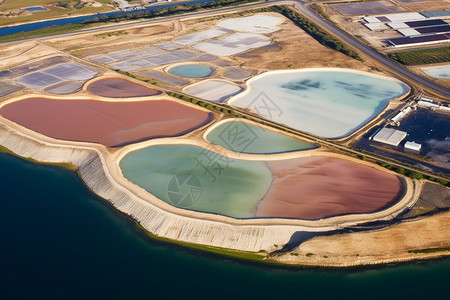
[372,128,407,146]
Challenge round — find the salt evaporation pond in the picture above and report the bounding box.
[206,120,316,154]
[229,69,409,138]
[218,15,283,33]
[421,65,450,79]
[120,145,272,218]
[0,98,212,147]
[168,64,214,78]
[120,144,403,219]
[86,78,161,98]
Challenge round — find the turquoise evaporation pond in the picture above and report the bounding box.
[228,69,409,138]
[120,144,272,218]
[206,120,316,154]
[168,64,214,78]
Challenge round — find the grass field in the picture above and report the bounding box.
[389,47,450,66]
[0,0,115,26]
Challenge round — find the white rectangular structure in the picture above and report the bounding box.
[365,12,425,23]
[388,22,408,29]
[398,28,420,36]
[405,141,421,151]
[372,128,407,146]
[384,12,425,22]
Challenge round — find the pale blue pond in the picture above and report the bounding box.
[206,120,316,154]
[168,64,214,78]
[422,65,450,79]
[228,69,409,139]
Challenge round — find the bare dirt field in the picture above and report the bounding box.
[274,208,450,267]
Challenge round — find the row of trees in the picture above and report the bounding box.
[167,92,241,116]
[269,6,363,61]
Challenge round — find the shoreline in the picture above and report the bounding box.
[2,138,449,268]
[0,125,448,267]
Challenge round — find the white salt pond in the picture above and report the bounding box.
[193,33,271,57]
[184,79,243,102]
[173,28,230,45]
[17,63,97,89]
[421,65,450,79]
[228,69,409,138]
[218,15,283,34]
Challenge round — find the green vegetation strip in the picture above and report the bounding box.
[408,248,450,254]
[388,47,450,66]
[266,5,362,61]
[0,23,90,43]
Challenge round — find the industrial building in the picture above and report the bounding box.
[363,10,450,47]
[405,141,422,151]
[372,128,407,146]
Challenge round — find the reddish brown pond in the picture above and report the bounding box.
[86,78,161,98]
[256,156,403,220]
[0,98,213,147]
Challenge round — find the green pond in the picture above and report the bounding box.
[206,120,316,153]
[168,64,214,78]
[120,144,272,218]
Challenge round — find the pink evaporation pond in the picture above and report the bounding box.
[256,156,404,220]
[86,78,161,98]
[0,98,213,147]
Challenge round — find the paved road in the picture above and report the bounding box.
[289,0,449,98]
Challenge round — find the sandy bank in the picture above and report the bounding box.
[273,210,450,267]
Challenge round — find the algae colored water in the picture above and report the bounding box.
[120,144,272,218]
[168,64,214,78]
[1,152,450,300]
[206,120,316,154]
[229,69,409,138]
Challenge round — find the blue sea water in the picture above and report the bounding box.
[0,152,449,300]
